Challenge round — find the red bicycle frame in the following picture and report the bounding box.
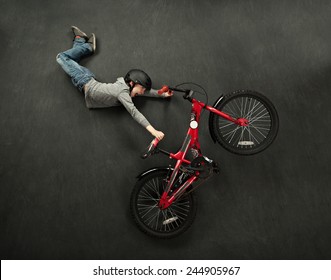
[156,92,249,210]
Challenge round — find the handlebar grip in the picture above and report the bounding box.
[158,85,169,95]
[151,138,160,146]
[141,138,160,159]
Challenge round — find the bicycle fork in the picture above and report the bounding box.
[159,175,197,210]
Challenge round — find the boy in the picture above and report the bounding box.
[56,26,172,140]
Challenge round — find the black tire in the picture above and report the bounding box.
[210,90,279,155]
[130,170,197,238]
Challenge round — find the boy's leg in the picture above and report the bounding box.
[56,37,95,92]
[63,37,93,63]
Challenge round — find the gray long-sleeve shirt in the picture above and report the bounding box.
[84,77,166,128]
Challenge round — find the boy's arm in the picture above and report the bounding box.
[143,88,173,98]
[118,92,151,127]
[118,92,164,140]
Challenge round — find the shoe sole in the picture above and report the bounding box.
[71,26,88,39]
[88,33,96,53]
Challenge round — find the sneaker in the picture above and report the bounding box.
[88,33,96,53]
[71,26,88,40]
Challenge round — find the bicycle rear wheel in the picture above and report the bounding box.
[210,90,279,155]
[130,169,197,239]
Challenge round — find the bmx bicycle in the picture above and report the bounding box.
[130,84,279,238]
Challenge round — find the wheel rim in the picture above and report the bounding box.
[217,95,272,150]
[136,176,192,233]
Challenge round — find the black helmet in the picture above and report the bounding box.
[124,69,152,90]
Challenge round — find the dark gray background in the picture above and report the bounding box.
[1,0,330,259]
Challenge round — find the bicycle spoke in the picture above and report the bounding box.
[248,107,268,123]
[219,121,236,130]
[222,124,239,139]
[145,209,161,228]
[238,127,246,146]
[139,188,159,203]
[224,101,238,118]
[244,126,261,145]
[171,203,190,218]
[167,207,181,228]
[138,203,158,218]
[249,124,270,139]
[244,99,263,119]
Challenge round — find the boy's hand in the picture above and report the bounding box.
[146,125,165,141]
[158,86,173,98]
[164,90,173,98]
[153,130,165,141]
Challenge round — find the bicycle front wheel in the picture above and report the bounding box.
[210,90,279,155]
[130,170,197,239]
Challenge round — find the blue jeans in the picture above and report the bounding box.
[56,38,95,92]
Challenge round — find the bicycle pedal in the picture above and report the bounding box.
[163,216,179,225]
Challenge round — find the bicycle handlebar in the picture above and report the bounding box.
[141,138,160,159]
[158,85,193,99]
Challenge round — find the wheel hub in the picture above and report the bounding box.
[235,118,249,126]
